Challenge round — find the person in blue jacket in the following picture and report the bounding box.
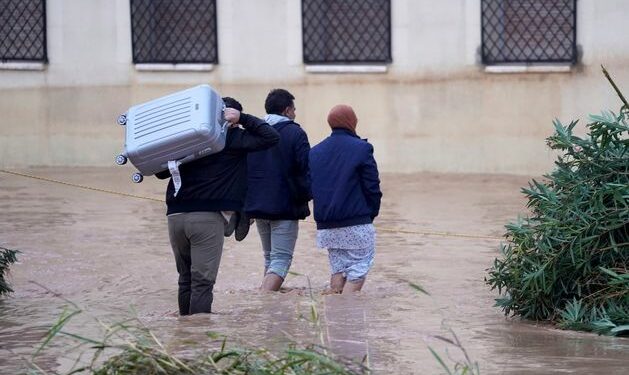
[309,104,382,293]
[245,89,312,291]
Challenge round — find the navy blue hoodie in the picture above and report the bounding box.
[309,129,382,229]
[245,120,311,220]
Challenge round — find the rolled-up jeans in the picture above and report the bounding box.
[256,219,298,279]
[168,212,224,315]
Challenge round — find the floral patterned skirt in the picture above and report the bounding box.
[317,224,376,281]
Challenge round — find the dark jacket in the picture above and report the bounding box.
[309,129,382,229]
[245,120,311,220]
[156,113,279,215]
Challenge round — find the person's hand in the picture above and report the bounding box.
[224,108,241,125]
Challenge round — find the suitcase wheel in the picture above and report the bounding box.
[132,173,143,183]
[117,114,127,126]
[115,154,128,165]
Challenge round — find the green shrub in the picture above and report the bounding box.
[1,246,19,296]
[486,68,629,336]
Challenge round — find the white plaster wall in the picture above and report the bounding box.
[391,0,478,75]
[0,0,628,174]
[216,0,303,83]
[2,0,629,87]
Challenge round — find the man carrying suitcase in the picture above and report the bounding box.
[245,89,312,291]
[157,97,279,315]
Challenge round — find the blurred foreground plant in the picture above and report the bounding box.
[29,305,368,375]
[1,245,19,296]
[486,67,629,336]
[427,328,480,375]
[29,277,368,375]
[406,281,480,374]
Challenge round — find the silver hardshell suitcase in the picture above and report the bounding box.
[115,84,226,183]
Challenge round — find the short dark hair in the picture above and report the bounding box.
[222,97,243,112]
[264,89,294,115]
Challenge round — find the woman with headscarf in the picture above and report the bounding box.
[309,104,382,293]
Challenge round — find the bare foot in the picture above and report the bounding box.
[321,288,342,295]
[260,273,284,291]
[280,287,306,296]
[163,309,180,318]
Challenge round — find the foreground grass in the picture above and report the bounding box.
[405,280,480,375]
[28,280,479,374]
[29,305,369,375]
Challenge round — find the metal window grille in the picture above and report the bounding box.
[481,0,577,64]
[0,0,47,62]
[302,0,391,64]
[130,0,218,64]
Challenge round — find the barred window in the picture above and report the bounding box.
[302,0,391,64]
[130,0,218,64]
[481,0,577,65]
[0,0,47,62]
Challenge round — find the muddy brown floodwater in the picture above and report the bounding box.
[1,167,628,374]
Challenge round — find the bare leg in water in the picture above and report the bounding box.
[342,278,365,293]
[260,272,284,291]
[327,273,346,294]
[324,273,366,294]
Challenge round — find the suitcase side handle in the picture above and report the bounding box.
[221,104,229,133]
[177,154,197,164]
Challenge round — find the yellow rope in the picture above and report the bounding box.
[377,227,502,240]
[0,168,163,203]
[0,168,503,241]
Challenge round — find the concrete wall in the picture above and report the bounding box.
[1,0,628,174]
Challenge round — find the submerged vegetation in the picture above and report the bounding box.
[487,67,629,336]
[1,245,19,296]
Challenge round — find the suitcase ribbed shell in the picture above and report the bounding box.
[119,84,226,178]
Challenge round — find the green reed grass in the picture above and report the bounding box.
[406,281,480,375]
[1,246,19,296]
[486,67,629,336]
[29,279,479,374]
[29,275,369,375]
[29,305,369,375]
[427,329,480,375]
